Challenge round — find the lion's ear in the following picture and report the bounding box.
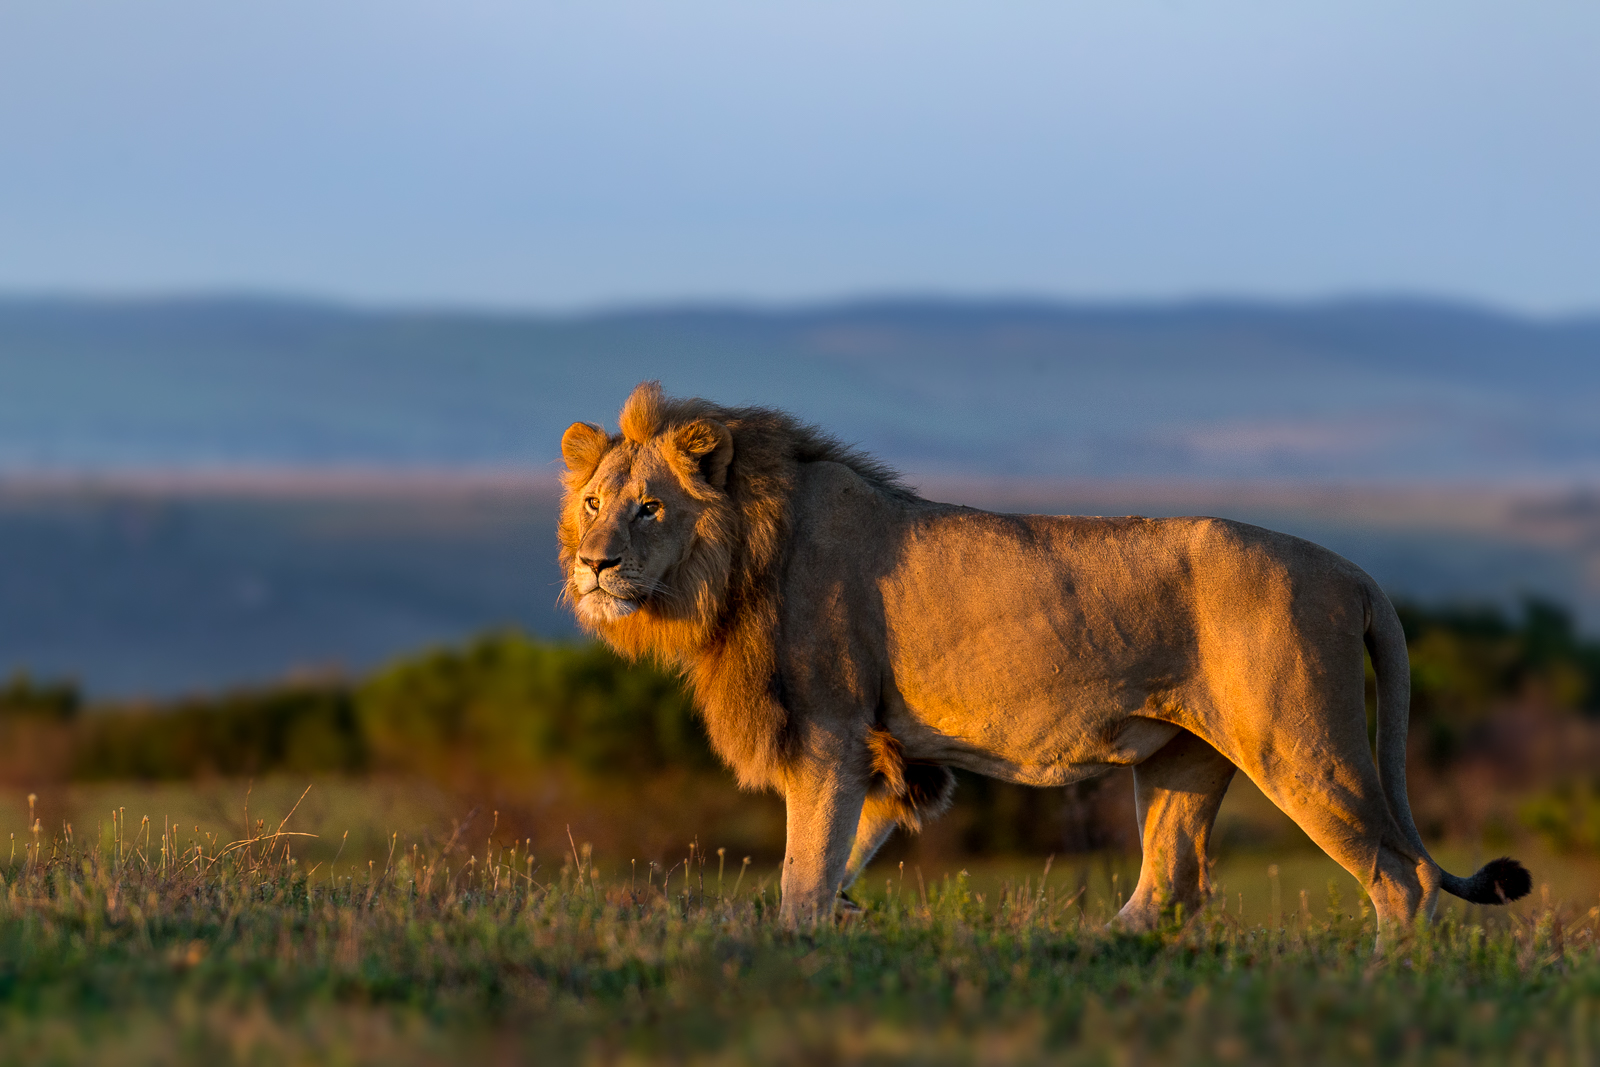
[669,419,734,490]
[561,422,610,478]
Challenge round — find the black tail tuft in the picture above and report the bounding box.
[1454,857,1533,905]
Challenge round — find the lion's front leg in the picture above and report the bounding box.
[779,755,868,928]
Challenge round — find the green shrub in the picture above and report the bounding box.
[1395,598,1600,765]
[355,632,713,781]
[0,672,80,722]
[1520,780,1600,852]
[72,684,364,780]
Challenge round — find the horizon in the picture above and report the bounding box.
[3,287,1600,324]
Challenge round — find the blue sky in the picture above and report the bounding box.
[2,2,1597,311]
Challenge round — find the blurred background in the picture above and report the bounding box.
[3,2,1600,893]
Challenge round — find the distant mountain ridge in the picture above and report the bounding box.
[4,295,1599,481]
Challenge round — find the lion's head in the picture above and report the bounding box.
[559,382,740,654]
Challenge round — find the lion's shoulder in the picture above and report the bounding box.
[789,460,941,557]
[792,459,929,509]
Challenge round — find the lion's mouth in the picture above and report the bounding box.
[576,588,640,622]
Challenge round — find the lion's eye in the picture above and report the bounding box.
[638,501,661,519]
[584,496,600,513]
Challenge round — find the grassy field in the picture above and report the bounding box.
[2,780,1599,1064]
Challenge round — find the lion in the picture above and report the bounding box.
[559,382,1531,931]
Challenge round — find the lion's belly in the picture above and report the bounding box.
[881,663,1186,786]
[884,695,1184,786]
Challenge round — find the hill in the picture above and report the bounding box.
[4,296,1600,480]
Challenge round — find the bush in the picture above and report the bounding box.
[0,672,80,722]
[1396,597,1600,764]
[72,684,364,780]
[1520,780,1600,852]
[356,632,713,783]
[32,634,711,790]
[0,673,82,784]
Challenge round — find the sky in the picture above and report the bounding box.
[2,2,1598,312]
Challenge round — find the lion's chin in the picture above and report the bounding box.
[576,591,639,624]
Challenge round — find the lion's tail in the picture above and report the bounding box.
[1363,581,1532,906]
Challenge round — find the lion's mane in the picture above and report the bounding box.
[559,382,916,789]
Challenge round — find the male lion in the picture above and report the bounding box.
[559,382,1531,930]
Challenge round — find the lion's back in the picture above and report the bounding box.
[787,468,1375,627]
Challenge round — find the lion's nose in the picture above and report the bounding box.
[580,554,622,574]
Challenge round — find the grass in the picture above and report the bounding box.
[2,783,1599,1065]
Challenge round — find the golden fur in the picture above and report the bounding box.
[865,727,955,833]
[561,383,1530,932]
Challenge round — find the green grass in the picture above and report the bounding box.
[2,790,1599,1067]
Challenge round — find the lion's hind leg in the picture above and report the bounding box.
[841,730,955,899]
[1115,729,1237,932]
[1218,713,1438,934]
[840,794,902,898]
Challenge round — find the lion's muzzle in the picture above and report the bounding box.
[571,564,642,621]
